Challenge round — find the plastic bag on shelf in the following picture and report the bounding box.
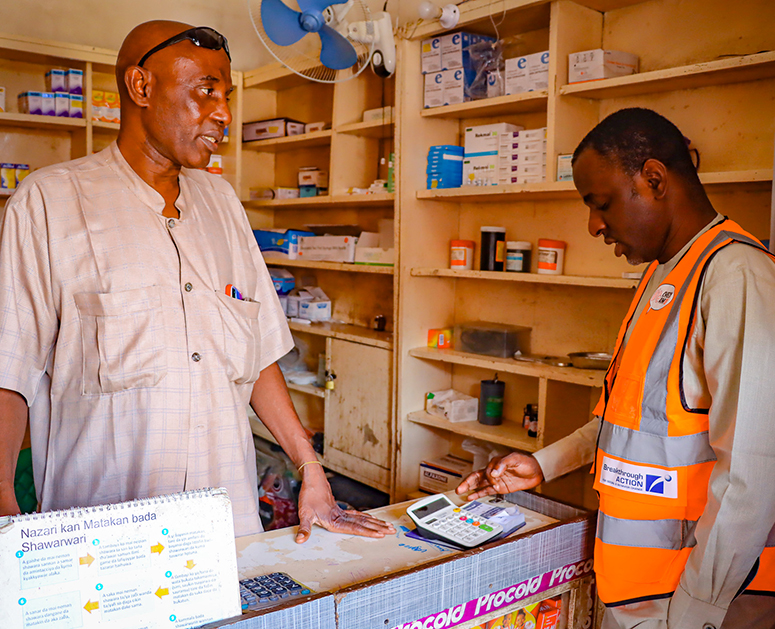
[426,389,478,423]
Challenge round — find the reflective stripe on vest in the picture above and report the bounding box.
[592,219,775,606]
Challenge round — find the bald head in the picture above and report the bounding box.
[116,20,193,101]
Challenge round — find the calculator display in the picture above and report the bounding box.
[413,497,450,519]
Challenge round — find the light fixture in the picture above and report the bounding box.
[418,1,460,29]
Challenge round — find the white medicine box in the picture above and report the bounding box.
[424,71,445,108]
[442,69,466,106]
[569,49,639,83]
[421,37,442,74]
[464,122,522,155]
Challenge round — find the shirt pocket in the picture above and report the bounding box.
[74,287,167,395]
[214,292,262,385]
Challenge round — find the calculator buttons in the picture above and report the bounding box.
[239,572,313,612]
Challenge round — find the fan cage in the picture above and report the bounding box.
[249,0,375,84]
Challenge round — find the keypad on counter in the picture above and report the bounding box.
[239,571,313,612]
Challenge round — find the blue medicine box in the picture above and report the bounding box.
[253,229,315,260]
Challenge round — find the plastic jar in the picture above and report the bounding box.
[480,226,506,271]
[537,239,566,275]
[450,239,475,270]
[506,241,532,273]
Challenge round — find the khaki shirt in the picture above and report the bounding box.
[535,215,775,628]
[0,143,292,537]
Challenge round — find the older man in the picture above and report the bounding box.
[458,109,775,628]
[0,21,393,542]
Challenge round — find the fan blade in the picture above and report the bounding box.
[317,24,358,70]
[297,0,349,13]
[261,0,307,46]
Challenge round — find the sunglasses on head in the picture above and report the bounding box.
[138,26,231,68]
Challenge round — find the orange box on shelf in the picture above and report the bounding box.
[428,328,453,349]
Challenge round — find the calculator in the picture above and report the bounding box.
[406,493,504,549]
[239,572,314,612]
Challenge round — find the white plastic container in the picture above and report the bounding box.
[537,239,566,275]
[450,239,475,270]
[506,241,532,273]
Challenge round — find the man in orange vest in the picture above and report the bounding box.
[457,108,775,629]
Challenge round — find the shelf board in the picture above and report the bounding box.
[242,129,332,153]
[92,120,120,132]
[421,90,548,119]
[264,257,394,275]
[0,189,13,197]
[411,267,638,289]
[286,381,327,398]
[336,119,393,138]
[244,60,326,90]
[418,181,577,202]
[407,411,538,452]
[417,170,772,204]
[243,192,394,209]
[409,347,606,387]
[560,51,775,100]
[0,112,86,131]
[289,320,393,350]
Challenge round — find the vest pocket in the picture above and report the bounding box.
[74,287,167,395]
[214,292,262,385]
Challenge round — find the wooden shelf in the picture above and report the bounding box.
[417,170,772,204]
[0,189,13,197]
[418,181,577,202]
[411,267,638,290]
[336,119,393,138]
[409,347,606,388]
[92,120,120,132]
[560,51,775,100]
[244,60,325,90]
[244,192,394,209]
[286,381,327,398]
[264,257,394,275]
[289,320,393,350]
[407,411,538,452]
[0,112,86,131]
[421,90,549,119]
[242,129,332,153]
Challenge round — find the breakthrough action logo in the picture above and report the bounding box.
[599,456,678,499]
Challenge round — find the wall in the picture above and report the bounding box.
[4,0,419,71]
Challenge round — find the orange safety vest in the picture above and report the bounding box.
[591,219,775,606]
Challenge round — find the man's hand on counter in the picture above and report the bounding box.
[456,453,544,501]
[294,463,396,543]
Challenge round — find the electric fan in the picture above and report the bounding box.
[249,0,396,83]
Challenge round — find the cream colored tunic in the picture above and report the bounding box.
[535,215,775,628]
[0,143,293,537]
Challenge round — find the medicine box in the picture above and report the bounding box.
[298,287,331,322]
[419,455,473,494]
[41,93,56,116]
[354,232,394,267]
[304,121,327,133]
[68,94,83,118]
[298,169,328,188]
[505,51,549,94]
[243,117,305,142]
[45,69,67,93]
[0,86,5,112]
[248,187,299,200]
[55,93,70,117]
[423,71,445,108]
[362,105,392,123]
[463,155,498,186]
[442,68,466,105]
[1,163,16,189]
[557,154,574,182]
[569,49,639,83]
[298,235,358,263]
[66,69,83,95]
[464,123,522,156]
[253,228,315,260]
[18,91,43,115]
[421,36,442,74]
[486,70,503,98]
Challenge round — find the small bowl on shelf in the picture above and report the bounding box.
[567,352,613,370]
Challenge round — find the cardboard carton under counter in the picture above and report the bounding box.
[298,235,357,263]
[253,228,315,259]
[419,455,473,494]
[243,117,305,142]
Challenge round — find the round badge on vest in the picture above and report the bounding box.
[649,284,676,311]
